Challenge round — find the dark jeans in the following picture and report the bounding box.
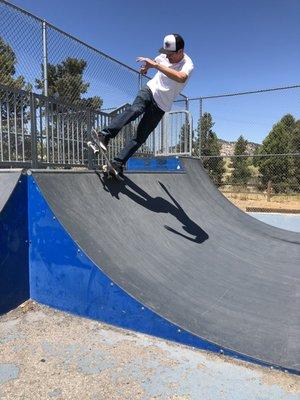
[103,86,165,165]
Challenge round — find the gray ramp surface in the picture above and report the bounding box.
[0,170,22,212]
[33,158,300,372]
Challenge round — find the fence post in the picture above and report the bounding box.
[42,20,48,97]
[199,98,203,157]
[87,109,93,170]
[267,180,272,202]
[185,99,189,154]
[162,114,168,156]
[30,93,38,168]
[188,111,193,156]
[185,97,189,111]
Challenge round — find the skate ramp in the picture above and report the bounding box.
[0,169,29,313]
[0,170,22,212]
[31,158,300,373]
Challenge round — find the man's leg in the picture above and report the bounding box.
[101,87,153,140]
[113,102,165,168]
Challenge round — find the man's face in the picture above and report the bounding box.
[165,49,184,64]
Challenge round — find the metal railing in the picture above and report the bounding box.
[0,83,192,168]
[156,110,192,156]
[0,84,31,167]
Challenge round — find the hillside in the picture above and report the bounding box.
[218,139,260,157]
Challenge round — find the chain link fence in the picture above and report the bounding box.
[0,0,190,166]
[0,84,31,166]
[0,0,140,107]
[0,0,188,109]
[187,85,300,211]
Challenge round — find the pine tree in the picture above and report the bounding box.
[291,120,300,190]
[205,132,225,186]
[255,114,297,193]
[0,37,32,161]
[36,57,102,109]
[195,112,225,186]
[231,135,252,185]
[0,37,29,90]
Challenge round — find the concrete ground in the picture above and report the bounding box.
[0,301,299,400]
[248,212,300,233]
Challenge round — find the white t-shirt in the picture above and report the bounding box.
[147,53,194,112]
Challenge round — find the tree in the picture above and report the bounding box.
[254,114,297,193]
[0,37,30,90]
[291,120,300,189]
[36,57,102,109]
[230,135,252,186]
[195,112,225,186]
[0,37,32,162]
[192,112,213,157]
[204,132,225,186]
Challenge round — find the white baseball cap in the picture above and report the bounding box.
[159,34,185,54]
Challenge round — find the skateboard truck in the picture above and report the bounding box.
[87,141,99,155]
[87,128,124,181]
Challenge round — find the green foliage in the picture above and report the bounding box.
[36,57,102,109]
[291,120,300,188]
[192,112,213,156]
[0,36,31,90]
[230,135,252,186]
[194,112,225,186]
[0,37,32,162]
[204,132,225,186]
[255,114,299,193]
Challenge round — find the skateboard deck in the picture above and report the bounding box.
[87,128,123,181]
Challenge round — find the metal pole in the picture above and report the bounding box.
[138,73,142,90]
[188,112,193,156]
[163,114,168,156]
[87,109,93,170]
[185,98,189,154]
[185,97,189,111]
[199,98,203,157]
[42,20,48,97]
[30,93,38,168]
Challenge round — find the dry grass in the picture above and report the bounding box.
[222,191,300,212]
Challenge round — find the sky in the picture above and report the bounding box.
[3,0,300,143]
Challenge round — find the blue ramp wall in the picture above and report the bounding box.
[0,175,29,314]
[27,174,290,374]
[127,157,185,172]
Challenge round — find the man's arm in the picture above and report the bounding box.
[137,57,188,83]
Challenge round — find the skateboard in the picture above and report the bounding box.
[87,128,124,181]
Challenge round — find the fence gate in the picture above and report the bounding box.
[155,110,193,157]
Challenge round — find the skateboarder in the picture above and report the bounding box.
[95,33,194,175]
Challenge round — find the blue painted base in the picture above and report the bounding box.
[0,175,29,314]
[27,175,297,375]
[127,157,185,172]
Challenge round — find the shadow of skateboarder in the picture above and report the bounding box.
[98,174,208,244]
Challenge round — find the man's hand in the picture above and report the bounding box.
[140,66,148,75]
[137,56,188,83]
[136,57,157,70]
